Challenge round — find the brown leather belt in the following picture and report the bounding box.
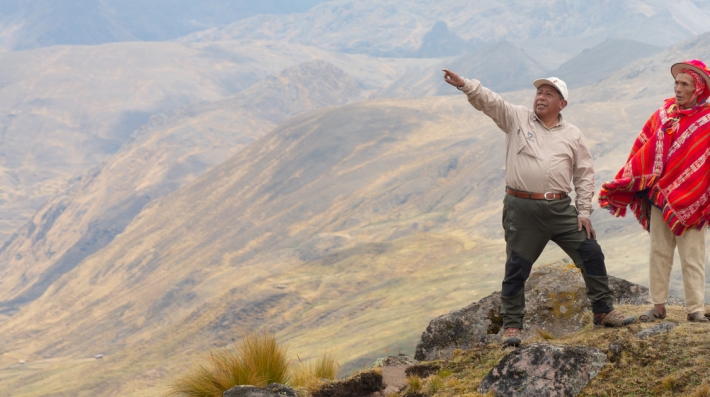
[506,187,567,200]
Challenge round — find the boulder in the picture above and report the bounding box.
[223,383,297,397]
[414,291,503,361]
[415,262,681,360]
[477,343,606,397]
[311,370,383,397]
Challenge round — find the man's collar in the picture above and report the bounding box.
[531,112,565,128]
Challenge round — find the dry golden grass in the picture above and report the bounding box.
[166,331,290,397]
[239,332,291,386]
[412,305,710,397]
[166,331,339,397]
[407,375,423,392]
[291,352,339,390]
[427,375,443,394]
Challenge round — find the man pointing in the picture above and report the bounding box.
[443,69,634,347]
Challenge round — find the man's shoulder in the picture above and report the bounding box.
[562,119,584,137]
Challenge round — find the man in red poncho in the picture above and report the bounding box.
[599,59,710,323]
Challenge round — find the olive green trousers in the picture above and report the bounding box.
[501,194,615,329]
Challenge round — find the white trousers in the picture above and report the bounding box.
[649,206,707,313]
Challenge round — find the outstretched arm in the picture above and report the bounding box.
[442,68,524,134]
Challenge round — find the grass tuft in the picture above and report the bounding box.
[239,331,290,386]
[428,375,443,394]
[291,352,339,389]
[660,374,677,390]
[407,375,422,392]
[166,331,290,397]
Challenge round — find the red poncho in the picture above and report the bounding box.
[598,98,710,235]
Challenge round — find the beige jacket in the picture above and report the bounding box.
[460,78,595,218]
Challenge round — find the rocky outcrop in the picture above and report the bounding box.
[223,383,297,397]
[414,291,502,361]
[477,343,607,397]
[415,262,682,361]
[311,371,383,397]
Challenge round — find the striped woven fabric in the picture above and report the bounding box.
[598,98,710,235]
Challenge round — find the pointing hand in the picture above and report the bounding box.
[442,68,465,88]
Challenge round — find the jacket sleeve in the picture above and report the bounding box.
[573,134,595,218]
[459,78,524,134]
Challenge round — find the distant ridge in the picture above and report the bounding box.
[0,0,330,51]
[413,21,478,58]
[376,41,548,98]
[576,31,710,103]
[551,39,663,88]
[183,1,710,57]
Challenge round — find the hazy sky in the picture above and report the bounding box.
[0,0,330,50]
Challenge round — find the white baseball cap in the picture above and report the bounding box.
[533,77,568,101]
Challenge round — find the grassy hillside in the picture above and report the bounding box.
[0,60,363,315]
[0,38,433,242]
[2,88,706,395]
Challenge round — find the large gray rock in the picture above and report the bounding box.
[415,262,682,361]
[477,343,607,397]
[223,383,297,397]
[414,291,503,361]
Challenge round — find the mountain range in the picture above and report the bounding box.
[1,2,710,396]
[0,0,329,51]
[376,38,664,99]
[0,39,428,242]
[0,60,363,312]
[2,27,710,396]
[183,0,710,64]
